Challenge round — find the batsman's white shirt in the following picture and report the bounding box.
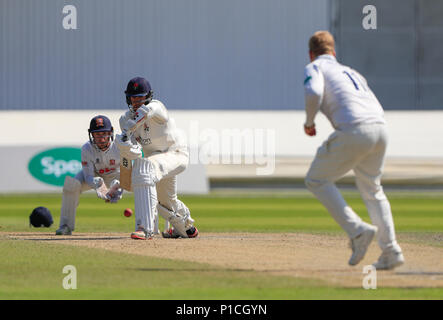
[80,141,120,188]
[304,54,385,129]
[120,100,187,158]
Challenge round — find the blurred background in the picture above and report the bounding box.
[1,0,443,193]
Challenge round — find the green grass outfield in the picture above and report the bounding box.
[0,191,442,300]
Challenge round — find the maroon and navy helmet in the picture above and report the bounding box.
[124,77,153,106]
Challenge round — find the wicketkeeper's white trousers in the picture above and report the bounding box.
[59,171,116,231]
[305,123,401,252]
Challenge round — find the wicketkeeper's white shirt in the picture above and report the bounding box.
[81,141,120,187]
[304,54,385,129]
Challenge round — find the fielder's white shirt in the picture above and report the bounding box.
[303,54,385,129]
[81,141,120,187]
[120,100,187,158]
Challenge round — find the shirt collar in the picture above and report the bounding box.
[315,54,337,62]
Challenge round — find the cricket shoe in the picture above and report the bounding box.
[186,226,199,238]
[161,226,199,239]
[55,225,72,235]
[161,228,181,239]
[348,225,377,266]
[373,250,405,270]
[131,228,153,240]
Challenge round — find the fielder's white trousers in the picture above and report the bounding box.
[305,123,401,252]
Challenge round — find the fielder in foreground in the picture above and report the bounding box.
[56,115,123,235]
[116,77,198,240]
[303,31,404,270]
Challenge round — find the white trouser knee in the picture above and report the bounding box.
[305,175,322,192]
[305,176,366,239]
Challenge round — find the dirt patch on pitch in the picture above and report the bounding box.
[3,232,443,288]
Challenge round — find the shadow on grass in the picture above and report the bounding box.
[132,268,254,272]
[17,236,127,241]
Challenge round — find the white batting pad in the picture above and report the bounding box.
[133,185,155,234]
[59,176,81,231]
[132,158,157,187]
[157,203,188,238]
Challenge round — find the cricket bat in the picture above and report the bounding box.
[120,155,132,191]
[119,131,133,191]
[119,108,151,192]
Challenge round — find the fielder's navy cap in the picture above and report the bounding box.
[29,206,53,228]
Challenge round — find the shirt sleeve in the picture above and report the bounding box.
[303,63,325,127]
[81,145,96,188]
[149,101,169,124]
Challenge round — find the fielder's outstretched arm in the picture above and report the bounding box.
[303,64,324,128]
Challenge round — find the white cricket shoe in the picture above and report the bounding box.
[373,250,405,270]
[55,225,72,235]
[131,227,153,240]
[348,225,377,266]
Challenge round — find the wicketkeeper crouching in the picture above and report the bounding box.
[115,76,198,240]
[56,115,123,236]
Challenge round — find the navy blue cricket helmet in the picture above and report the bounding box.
[124,77,153,106]
[88,115,114,148]
[29,206,53,228]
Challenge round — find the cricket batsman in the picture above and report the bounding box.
[115,77,198,240]
[55,115,123,235]
[303,31,404,270]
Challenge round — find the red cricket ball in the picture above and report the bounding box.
[124,208,133,217]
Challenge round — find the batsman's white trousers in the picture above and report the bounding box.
[305,123,400,252]
[148,148,191,214]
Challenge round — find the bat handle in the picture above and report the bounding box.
[121,130,129,142]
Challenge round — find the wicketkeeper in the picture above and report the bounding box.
[56,115,123,235]
[115,77,198,240]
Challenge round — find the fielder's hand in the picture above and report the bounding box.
[107,189,123,203]
[93,177,109,201]
[92,177,104,189]
[106,179,123,203]
[304,123,316,136]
